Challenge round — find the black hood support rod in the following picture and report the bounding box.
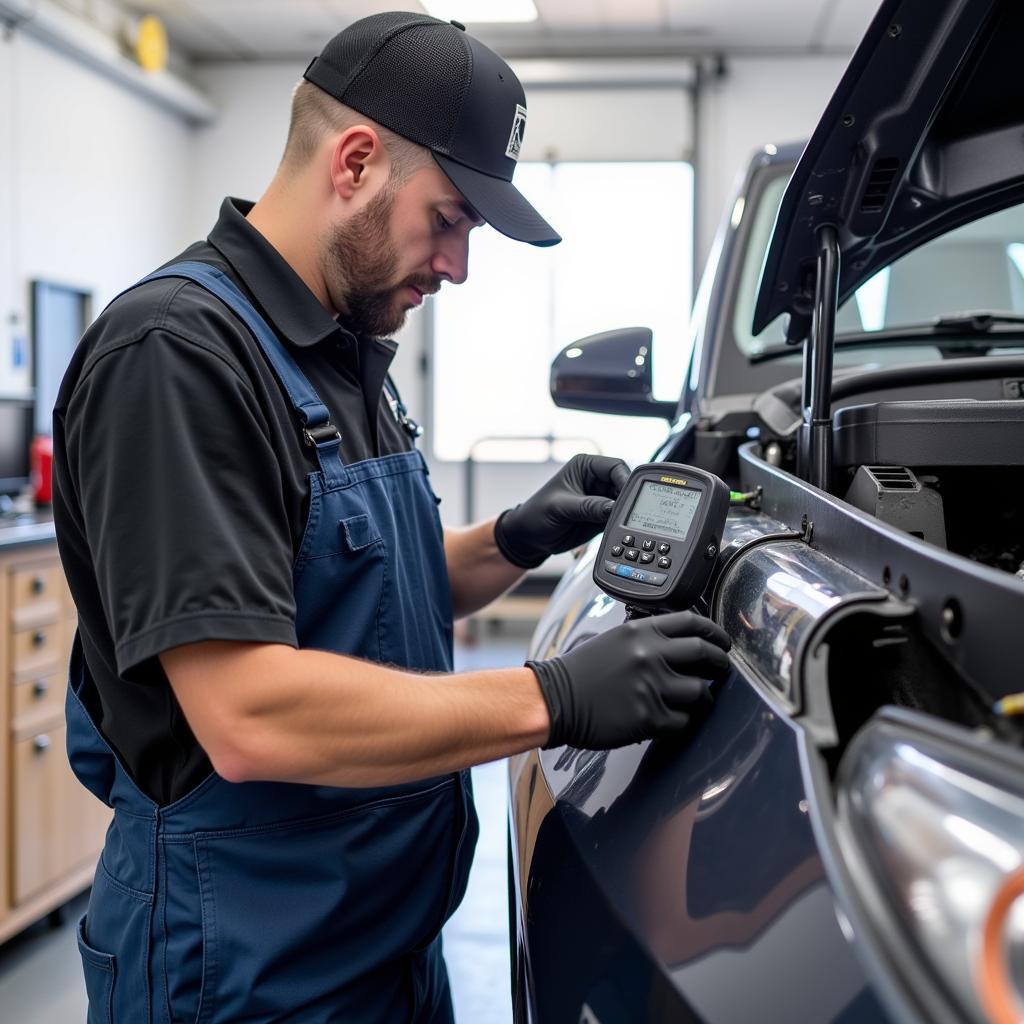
[798,225,840,490]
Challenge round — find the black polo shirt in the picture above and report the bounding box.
[53,198,418,805]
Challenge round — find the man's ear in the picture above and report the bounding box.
[329,126,388,200]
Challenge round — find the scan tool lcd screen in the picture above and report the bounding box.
[624,482,702,541]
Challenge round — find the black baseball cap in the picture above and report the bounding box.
[303,12,560,247]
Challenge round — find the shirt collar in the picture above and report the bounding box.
[207,197,352,350]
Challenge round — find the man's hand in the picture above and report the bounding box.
[494,454,630,568]
[526,611,732,750]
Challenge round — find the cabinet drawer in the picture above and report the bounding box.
[12,670,66,730]
[12,725,73,903]
[10,563,63,621]
[11,621,62,677]
[11,724,109,905]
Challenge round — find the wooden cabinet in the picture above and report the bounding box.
[0,538,110,945]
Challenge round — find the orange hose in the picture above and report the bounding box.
[977,866,1024,1024]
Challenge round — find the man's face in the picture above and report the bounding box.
[322,161,482,337]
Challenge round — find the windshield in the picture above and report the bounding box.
[733,175,1024,366]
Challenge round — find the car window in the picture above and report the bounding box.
[731,177,1024,368]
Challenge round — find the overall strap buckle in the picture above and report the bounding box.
[303,422,342,447]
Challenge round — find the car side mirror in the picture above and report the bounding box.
[550,327,677,420]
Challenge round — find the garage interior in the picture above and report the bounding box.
[0,1,878,1020]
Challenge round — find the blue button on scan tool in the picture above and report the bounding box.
[605,561,666,586]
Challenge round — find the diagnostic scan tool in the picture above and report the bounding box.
[595,462,730,613]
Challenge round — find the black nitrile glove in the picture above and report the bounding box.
[526,611,732,750]
[494,454,631,569]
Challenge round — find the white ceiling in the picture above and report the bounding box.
[118,0,879,62]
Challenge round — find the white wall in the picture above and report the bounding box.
[0,28,193,396]
[189,61,299,241]
[695,55,851,268]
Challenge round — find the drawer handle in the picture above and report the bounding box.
[32,630,47,648]
[33,679,49,699]
[31,575,46,595]
[33,735,51,754]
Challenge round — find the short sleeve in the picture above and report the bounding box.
[64,327,298,677]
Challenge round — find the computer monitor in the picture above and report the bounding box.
[0,399,34,497]
[32,280,90,436]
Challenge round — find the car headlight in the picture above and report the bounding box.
[836,710,1024,1024]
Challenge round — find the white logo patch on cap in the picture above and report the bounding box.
[505,104,527,161]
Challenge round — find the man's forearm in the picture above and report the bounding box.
[161,641,550,788]
[443,519,527,618]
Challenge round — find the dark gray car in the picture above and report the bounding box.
[509,1,1024,1021]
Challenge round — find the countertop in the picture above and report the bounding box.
[0,510,57,550]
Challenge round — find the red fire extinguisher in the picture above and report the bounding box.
[30,435,53,506]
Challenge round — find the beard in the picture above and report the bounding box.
[322,187,437,338]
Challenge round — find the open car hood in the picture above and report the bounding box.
[753,0,1024,340]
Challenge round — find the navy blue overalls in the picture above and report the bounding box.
[65,262,479,1023]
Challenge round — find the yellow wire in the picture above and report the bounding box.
[993,693,1024,717]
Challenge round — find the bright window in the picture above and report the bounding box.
[431,161,694,462]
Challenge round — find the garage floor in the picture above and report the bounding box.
[0,624,530,1023]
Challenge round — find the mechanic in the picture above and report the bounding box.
[52,12,732,1024]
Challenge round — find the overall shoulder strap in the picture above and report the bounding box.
[120,261,348,485]
[131,261,340,447]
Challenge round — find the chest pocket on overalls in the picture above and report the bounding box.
[293,486,390,664]
[339,512,378,552]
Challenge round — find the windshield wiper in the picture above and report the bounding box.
[749,310,1024,363]
[930,311,1024,331]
